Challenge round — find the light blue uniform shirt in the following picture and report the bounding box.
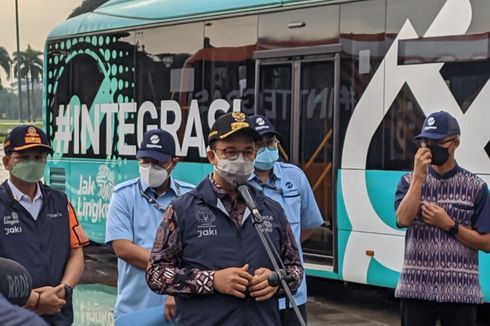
[249,162,323,308]
[8,180,43,220]
[105,177,194,318]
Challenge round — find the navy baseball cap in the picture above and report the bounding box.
[208,112,261,143]
[3,125,53,156]
[415,111,461,140]
[247,114,280,137]
[136,129,175,162]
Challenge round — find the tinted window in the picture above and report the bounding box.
[135,23,204,160]
[203,16,258,118]
[338,0,387,166]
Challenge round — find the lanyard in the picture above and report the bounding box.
[138,182,168,213]
[260,175,283,196]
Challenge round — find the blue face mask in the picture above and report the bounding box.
[255,147,279,171]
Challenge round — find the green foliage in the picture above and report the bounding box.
[68,0,111,19]
[0,87,41,122]
[0,46,12,89]
[12,45,43,122]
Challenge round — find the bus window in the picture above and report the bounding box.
[367,85,425,171]
[135,23,204,161]
[299,59,336,262]
[259,64,293,160]
[203,16,258,118]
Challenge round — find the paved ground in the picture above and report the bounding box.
[81,245,400,325]
[306,277,399,326]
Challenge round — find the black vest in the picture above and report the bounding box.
[171,178,289,326]
[0,181,73,326]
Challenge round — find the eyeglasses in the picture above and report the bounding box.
[257,139,280,150]
[419,137,457,147]
[213,148,256,161]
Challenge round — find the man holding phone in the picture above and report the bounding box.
[394,111,490,326]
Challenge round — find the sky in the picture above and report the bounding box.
[0,0,83,85]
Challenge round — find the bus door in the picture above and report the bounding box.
[254,45,340,270]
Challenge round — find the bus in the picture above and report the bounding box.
[44,0,490,301]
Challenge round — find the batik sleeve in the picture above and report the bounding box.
[145,204,215,296]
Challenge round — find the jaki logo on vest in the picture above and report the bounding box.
[3,213,22,236]
[3,212,20,226]
[196,207,218,238]
[198,228,218,238]
[196,207,216,225]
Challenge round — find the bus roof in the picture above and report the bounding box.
[47,0,316,40]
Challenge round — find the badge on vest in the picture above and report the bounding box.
[259,215,274,233]
[3,212,22,235]
[46,212,63,218]
[196,207,218,238]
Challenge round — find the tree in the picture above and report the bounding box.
[24,46,43,122]
[13,45,42,122]
[68,0,110,19]
[12,50,30,121]
[0,46,11,89]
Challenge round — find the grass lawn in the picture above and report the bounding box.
[0,120,43,143]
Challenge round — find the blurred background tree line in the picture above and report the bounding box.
[0,0,110,122]
[0,45,42,122]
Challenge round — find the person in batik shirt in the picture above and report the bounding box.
[146,112,303,326]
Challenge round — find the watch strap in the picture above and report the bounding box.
[447,221,459,236]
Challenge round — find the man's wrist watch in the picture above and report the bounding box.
[63,284,73,298]
[447,221,459,236]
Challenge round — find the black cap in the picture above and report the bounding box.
[0,258,32,306]
[414,111,461,140]
[208,112,261,143]
[3,125,53,156]
[247,114,280,137]
[136,129,175,162]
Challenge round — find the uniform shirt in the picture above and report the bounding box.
[8,180,42,220]
[249,162,324,308]
[105,177,194,318]
[394,165,490,304]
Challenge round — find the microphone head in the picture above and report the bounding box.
[0,258,32,306]
[236,183,247,190]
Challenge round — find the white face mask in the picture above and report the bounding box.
[139,163,170,188]
[213,153,255,186]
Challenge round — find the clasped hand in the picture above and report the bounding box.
[34,284,66,315]
[213,264,279,301]
[421,201,452,230]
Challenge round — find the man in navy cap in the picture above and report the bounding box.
[0,125,88,325]
[106,128,194,323]
[248,114,323,326]
[395,111,490,325]
[146,112,303,326]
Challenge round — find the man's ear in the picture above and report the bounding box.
[2,155,11,171]
[207,147,217,165]
[450,138,460,153]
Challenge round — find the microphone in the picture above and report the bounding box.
[0,258,33,306]
[236,184,262,222]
